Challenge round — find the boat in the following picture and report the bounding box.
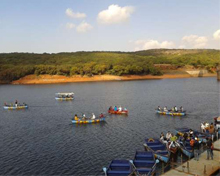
[3,105,28,110]
[72,117,105,124]
[156,110,186,116]
[178,140,194,158]
[103,160,133,176]
[55,92,74,100]
[144,138,170,163]
[108,110,128,115]
[133,151,157,175]
[175,128,210,142]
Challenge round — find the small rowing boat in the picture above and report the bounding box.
[4,105,28,110]
[103,160,133,176]
[156,110,186,116]
[108,110,128,115]
[72,117,105,124]
[144,138,170,163]
[133,151,158,175]
[55,92,74,101]
[178,140,194,158]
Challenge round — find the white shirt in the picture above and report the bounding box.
[166,133,172,140]
[91,114,96,119]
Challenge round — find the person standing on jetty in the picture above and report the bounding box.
[193,137,200,161]
[206,138,213,160]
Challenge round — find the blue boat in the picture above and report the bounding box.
[156,110,186,116]
[144,138,170,163]
[3,105,28,110]
[103,160,133,176]
[178,140,194,158]
[72,117,105,124]
[133,151,157,176]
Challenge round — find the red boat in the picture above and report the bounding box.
[108,110,128,115]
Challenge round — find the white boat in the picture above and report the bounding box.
[55,92,74,100]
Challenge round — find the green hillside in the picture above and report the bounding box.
[0,49,219,83]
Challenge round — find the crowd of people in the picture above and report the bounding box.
[73,113,104,121]
[162,129,214,161]
[157,106,184,112]
[109,106,127,112]
[160,131,178,149]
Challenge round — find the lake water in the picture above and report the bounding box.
[0,77,219,175]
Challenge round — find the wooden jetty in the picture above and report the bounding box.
[162,139,220,176]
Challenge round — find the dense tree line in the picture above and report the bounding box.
[0,49,219,83]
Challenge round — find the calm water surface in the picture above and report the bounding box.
[0,77,219,175]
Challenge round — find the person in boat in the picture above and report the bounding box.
[174,106,178,112]
[109,106,113,111]
[180,106,184,112]
[15,100,18,107]
[114,106,118,111]
[166,131,172,141]
[201,122,209,133]
[168,133,178,149]
[124,107,127,111]
[160,132,168,144]
[118,106,122,112]
[183,132,188,146]
[99,113,104,118]
[157,106,161,111]
[189,129,194,138]
[163,106,168,112]
[74,114,79,121]
[82,114,86,120]
[91,113,96,120]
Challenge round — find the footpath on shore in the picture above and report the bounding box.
[162,139,220,176]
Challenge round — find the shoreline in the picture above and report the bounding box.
[11,73,217,85]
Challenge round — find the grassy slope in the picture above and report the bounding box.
[0,49,219,83]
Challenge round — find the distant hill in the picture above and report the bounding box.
[0,49,219,83]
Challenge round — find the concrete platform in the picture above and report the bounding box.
[162,140,220,176]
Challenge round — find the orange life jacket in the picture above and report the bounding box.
[190,139,195,146]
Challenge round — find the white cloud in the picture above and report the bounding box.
[65,8,86,19]
[66,23,75,29]
[133,40,175,50]
[213,29,220,40]
[181,35,208,48]
[97,4,134,24]
[76,21,93,33]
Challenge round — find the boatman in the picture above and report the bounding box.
[91,113,96,119]
[74,114,79,121]
[15,100,18,107]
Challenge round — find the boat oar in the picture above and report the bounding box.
[102,167,107,176]
[129,160,140,176]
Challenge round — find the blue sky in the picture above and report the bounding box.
[0,0,219,53]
